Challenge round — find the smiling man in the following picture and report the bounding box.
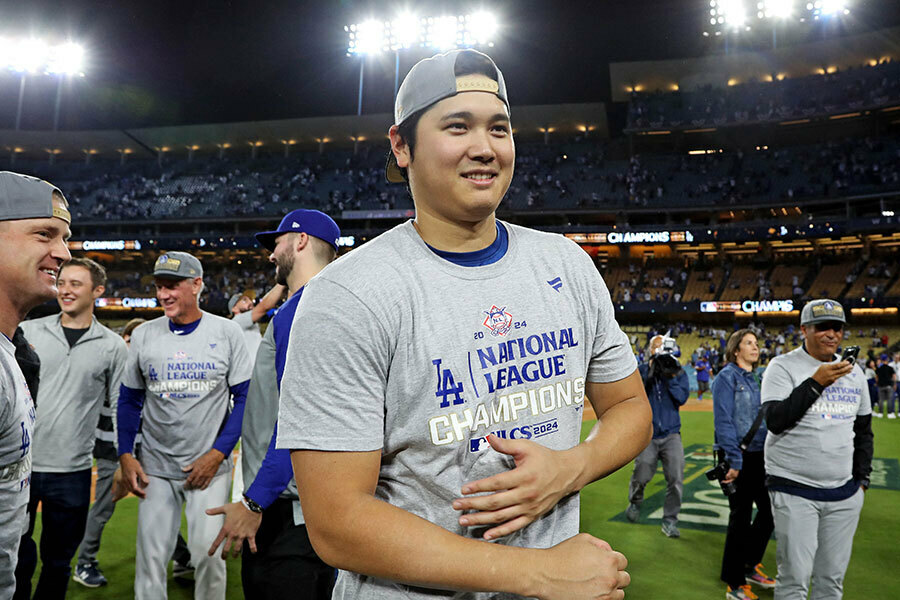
[761,299,873,600]
[276,50,651,600]
[18,258,128,596]
[116,251,251,600]
[0,171,71,598]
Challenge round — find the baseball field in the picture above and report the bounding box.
[30,408,900,599]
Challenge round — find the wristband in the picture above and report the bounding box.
[241,494,264,514]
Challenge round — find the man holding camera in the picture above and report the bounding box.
[761,299,872,600]
[625,334,690,537]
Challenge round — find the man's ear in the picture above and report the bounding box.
[389,125,411,169]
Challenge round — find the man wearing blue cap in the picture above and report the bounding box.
[275,50,650,600]
[0,171,71,599]
[117,251,252,600]
[206,209,339,599]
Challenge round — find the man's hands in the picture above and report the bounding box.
[206,501,263,559]
[183,449,226,490]
[119,453,149,499]
[723,468,740,484]
[812,360,854,389]
[453,434,578,540]
[532,533,630,600]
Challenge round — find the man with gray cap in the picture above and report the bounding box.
[761,299,873,600]
[116,251,252,600]
[276,50,650,600]
[0,171,71,598]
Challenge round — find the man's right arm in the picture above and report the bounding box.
[251,284,286,323]
[290,448,629,600]
[117,383,149,498]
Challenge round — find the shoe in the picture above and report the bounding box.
[172,561,194,584]
[726,585,759,599]
[874,412,883,418]
[888,413,896,419]
[661,521,680,538]
[745,563,776,589]
[625,503,640,522]
[73,563,108,588]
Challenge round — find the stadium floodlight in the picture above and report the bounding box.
[809,0,849,17]
[389,13,421,50]
[46,42,85,75]
[717,0,748,28]
[464,12,498,46]
[6,38,48,73]
[427,16,462,50]
[758,0,793,19]
[349,20,388,55]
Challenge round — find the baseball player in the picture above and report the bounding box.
[117,251,251,600]
[206,209,339,599]
[18,258,128,597]
[0,172,71,598]
[276,50,652,600]
[762,299,872,600]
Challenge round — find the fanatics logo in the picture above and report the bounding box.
[483,305,512,337]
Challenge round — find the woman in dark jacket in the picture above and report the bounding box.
[712,329,776,600]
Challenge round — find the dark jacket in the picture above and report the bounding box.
[639,361,689,439]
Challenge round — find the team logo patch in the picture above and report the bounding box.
[483,305,512,337]
[811,302,844,319]
[174,351,187,360]
[155,256,181,271]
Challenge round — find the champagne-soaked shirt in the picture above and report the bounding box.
[121,313,252,479]
[277,220,636,600]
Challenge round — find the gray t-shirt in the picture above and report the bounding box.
[20,315,128,472]
[277,221,636,600]
[122,312,253,480]
[761,346,872,488]
[232,311,262,359]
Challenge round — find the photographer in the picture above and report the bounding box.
[761,299,872,600]
[625,334,689,538]
[712,329,775,600]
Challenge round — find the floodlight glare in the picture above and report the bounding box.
[817,0,847,15]
[428,16,461,50]
[351,20,387,55]
[8,39,48,73]
[759,0,793,19]
[718,0,747,28]
[46,42,85,75]
[466,11,498,45]
[390,13,420,50]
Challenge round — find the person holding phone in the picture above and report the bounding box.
[760,299,873,600]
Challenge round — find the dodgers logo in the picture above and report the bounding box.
[483,305,512,337]
[174,351,187,360]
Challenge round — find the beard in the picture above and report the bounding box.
[274,251,294,286]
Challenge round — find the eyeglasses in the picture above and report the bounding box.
[814,322,844,333]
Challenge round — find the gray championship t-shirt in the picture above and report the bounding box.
[277,221,637,600]
[761,346,872,488]
[232,310,262,359]
[122,313,252,479]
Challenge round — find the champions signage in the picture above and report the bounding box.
[566,230,694,245]
[95,297,160,309]
[68,240,142,251]
[701,300,795,314]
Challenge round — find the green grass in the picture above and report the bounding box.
[30,411,899,598]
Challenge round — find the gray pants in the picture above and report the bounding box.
[875,386,896,415]
[77,458,118,567]
[628,432,684,524]
[770,488,864,600]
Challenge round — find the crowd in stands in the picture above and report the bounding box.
[627,59,900,130]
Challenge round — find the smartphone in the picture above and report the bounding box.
[840,345,860,365]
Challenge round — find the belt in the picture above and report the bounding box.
[0,454,31,483]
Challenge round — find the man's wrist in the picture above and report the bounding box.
[241,494,264,514]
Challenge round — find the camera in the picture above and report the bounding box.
[706,457,737,497]
[650,336,682,378]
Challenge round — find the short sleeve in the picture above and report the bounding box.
[585,268,637,383]
[226,322,253,386]
[276,277,392,452]
[760,359,793,404]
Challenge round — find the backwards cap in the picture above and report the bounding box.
[385,49,509,183]
[0,171,70,224]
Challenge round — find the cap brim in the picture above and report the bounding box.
[803,317,847,326]
[385,152,406,184]
[254,230,279,251]
[152,272,193,280]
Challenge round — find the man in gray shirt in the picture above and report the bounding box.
[276,50,651,600]
[0,172,72,599]
[761,299,873,600]
[19,257,128,597]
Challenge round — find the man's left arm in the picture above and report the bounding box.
[452,370,651,540]
[106,338,130,451]
[667,370,690,407]
[183,379,249,490]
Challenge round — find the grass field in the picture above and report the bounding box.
[30,410,900,599]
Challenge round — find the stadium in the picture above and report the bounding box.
[1,1,898,599]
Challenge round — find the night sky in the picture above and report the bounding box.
[1,0,898,130]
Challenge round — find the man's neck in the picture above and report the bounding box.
[60,309,93,329]
[0,294,26,339]
[172,306,203,325]
[412,210,497,253]
[803,341,833,362]
[287,262,325,297]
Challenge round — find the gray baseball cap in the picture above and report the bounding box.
[385,48,509,183]
[0,171,70,223]
[800,299,846,326]
[152,251,203,279]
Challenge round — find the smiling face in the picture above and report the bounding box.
[391,90,514,226]
[154,276,202,323]
[57,264,103,318]
[269,232,299,286]
[0,196,72,315]
[802,321,844,362]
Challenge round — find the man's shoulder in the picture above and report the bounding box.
[20,314,56,334]
[92,319,127,347]
[202,312,243,335]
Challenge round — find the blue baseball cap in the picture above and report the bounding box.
[255,209,341,252]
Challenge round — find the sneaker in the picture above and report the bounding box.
[172,561,194,585]
[73,563,108,588]
[625,503,640,523]
[661,521,680,538]
[726,585,759,600]
[874,412,883,418]
[888,413,896,419]
[745,563,776,589]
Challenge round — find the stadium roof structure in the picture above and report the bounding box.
[0,103,607,162]
[609,25,900,102]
